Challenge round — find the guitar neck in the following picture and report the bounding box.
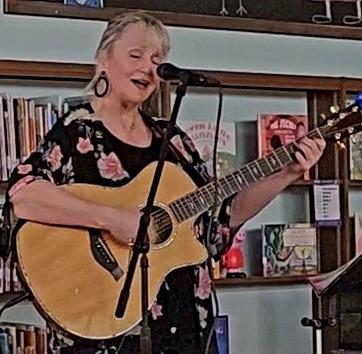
[169,128,321,223]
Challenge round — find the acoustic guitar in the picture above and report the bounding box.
[15,99,362,339]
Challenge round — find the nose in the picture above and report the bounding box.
[140,58,158,78]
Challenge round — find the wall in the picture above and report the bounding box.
[1,2,362,353]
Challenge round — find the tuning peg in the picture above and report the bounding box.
[330,105,340,114]
[320,113,327,120]
[334,132,342,140]
[339,112,346,119]
[348,127,355,134]
[327,119,334,126]
[352,105,359,112]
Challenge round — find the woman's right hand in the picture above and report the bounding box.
[100,207,142,245]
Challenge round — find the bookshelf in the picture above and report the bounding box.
[1,59,362,352]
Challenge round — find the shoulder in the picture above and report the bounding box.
[61,102,98,129]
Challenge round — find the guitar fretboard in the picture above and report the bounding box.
[167,128,322,223]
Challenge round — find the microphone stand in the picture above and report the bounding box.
[115,83,187,354]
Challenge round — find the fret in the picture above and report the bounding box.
[282,146,293,162]
[172,200,187,222]
[271,150,283,168]
[179,197,193,219]
[233,172,245,188]
[250,161,265,179]
[203,186,215,205]
[221,177,234,195]
[239,168,252,185]
[185,195,199,216]
[245,164,257,182]
[196,190,208,209]
[218,180,229,199]
[277,148,291,166]
[228,174,240,192]
[262,156,274,174]
[259,158,273,176]
[169,203,182,223]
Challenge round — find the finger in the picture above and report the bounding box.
[294,151,308,170]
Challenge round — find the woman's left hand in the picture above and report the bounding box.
[287,136,326,175]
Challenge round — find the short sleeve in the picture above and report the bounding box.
[7,121,73,200]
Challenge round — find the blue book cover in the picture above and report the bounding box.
[64,0,103,8]
[215,315,229,354]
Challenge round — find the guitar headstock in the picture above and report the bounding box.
[318,94,362,144]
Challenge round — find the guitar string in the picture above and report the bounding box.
[150,128,324,226]
[149,124,343,230]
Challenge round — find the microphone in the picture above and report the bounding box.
[156,63,220,86]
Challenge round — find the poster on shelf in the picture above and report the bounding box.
[313,180,340,226]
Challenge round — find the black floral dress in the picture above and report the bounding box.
[6,103,233,354]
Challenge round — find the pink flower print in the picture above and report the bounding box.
[97,152,130,181]
[76,137,94,154]
[195,266,212,300]
[8,175,35,198]
[17,164,32,175]
[48,144,63,172]
[150,302,163,320]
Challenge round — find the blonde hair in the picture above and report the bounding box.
[95,11,170,61]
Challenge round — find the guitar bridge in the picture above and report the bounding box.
[88,228,124,281]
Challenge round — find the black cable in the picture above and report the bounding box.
[204,86,223,354]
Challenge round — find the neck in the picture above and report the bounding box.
[91,96,141,133]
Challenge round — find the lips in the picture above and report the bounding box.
[131,79,149,90]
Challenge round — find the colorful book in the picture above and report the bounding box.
[262,223,317,277]
[257,113,309,179]
[179,120,236,177]
[349,131,362,180]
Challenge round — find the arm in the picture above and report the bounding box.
[229,136,326,231]
[10,180,139,244]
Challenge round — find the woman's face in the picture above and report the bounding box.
[101,23,164,106]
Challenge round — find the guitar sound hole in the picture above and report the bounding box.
[150,207,173,245]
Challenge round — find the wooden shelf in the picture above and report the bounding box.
[214,275,309,287]
[349,180,362,188]
[0,60,93,82]
[5,0,362,40]
[2,59,362,91]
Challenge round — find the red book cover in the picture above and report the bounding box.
[257,114,309,179]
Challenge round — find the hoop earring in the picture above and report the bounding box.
[94,71,109,98]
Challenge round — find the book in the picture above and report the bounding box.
[215,315,229,354]
[64,0,103,8]
[354,212,362,256]
[257,113,309,179]
[308,254,362,297]
[179,120,236,177]
[349,131,362,180]
[262,223,317,277]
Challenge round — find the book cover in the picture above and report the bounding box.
[64,0,103,8]
[215,315,229,354]
[349,131,362,180]
[179,120,236,177]
[262,223,317,277]
[354,212,362,256]
[257,113,309,179]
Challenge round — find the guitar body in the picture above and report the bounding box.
[16,162,208,340]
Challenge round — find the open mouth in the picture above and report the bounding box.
[131,79,149,90]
